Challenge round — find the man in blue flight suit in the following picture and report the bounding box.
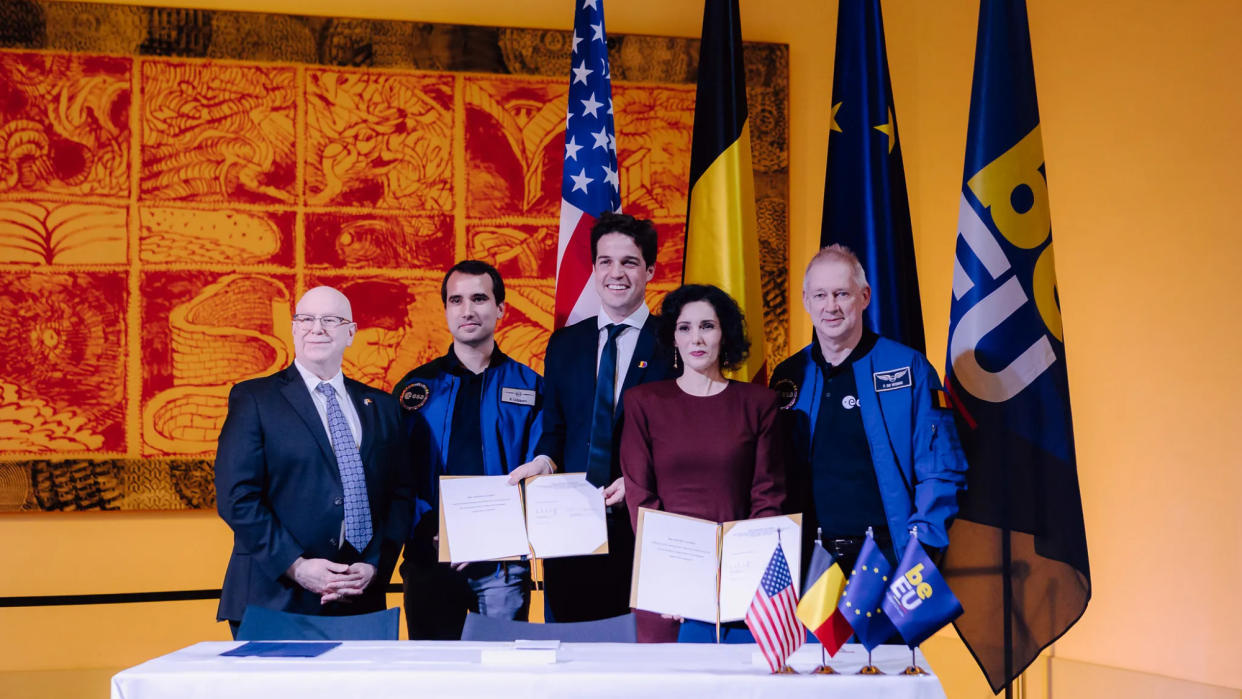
[393,260,543,640]
[770,244,968,574]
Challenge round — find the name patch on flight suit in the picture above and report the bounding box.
[500,387,537,406]
[399,382,430,411]
[773,378,799,409]
[873,367,912,392]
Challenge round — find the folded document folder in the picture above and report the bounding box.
[220,642,341,658]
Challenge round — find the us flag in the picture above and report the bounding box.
[744,542,803,672]
[554,0,621,329]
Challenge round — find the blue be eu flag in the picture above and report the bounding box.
[820,0,924,352]
[836,530,896,651]
[882,535,963,648]
[942,1,1091,693]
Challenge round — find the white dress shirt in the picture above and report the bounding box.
[292,360,362,448]
[596,304,651,406]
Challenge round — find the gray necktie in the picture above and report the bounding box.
[316,382,372,551]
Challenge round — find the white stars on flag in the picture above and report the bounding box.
[570,169,594,193]
[581,92,604,118]
[572,61,593,85]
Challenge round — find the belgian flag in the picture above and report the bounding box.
[683,0,765,382]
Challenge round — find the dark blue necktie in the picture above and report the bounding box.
[586,323,626,488]
[316,382,373,551]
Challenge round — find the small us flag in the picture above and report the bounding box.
[745,542,803,672]
[553,0,621,329]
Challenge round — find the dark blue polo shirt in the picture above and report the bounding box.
[444,347,500,477]
[809,330,889,540]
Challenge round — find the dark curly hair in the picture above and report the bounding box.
[589,212,658,268]
[658,284,751,372]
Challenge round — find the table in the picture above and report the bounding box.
[111,641,946,699]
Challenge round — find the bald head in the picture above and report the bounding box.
[292,286,356,380]
[296,286,353,319]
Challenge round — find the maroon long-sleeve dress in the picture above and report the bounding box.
[620,379,786,642]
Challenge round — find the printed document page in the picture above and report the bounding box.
[631,508,720,623]
[717,514,802,622]
[439,475,529,563]
[523,473,608,558]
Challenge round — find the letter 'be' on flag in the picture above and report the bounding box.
[554,0,621,329]
[942,0,1091,693]
[882,535,963,648]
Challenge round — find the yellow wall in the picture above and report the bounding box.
[4,0,1242,695]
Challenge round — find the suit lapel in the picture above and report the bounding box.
[576,320,601,394]
[279,365,334,463]
[620,315,658,395]
[345,379,377,478]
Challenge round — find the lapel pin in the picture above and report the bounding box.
[637,361,648,368]
[363,398,373,406]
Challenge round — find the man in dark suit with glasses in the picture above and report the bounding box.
[214,285,412,637]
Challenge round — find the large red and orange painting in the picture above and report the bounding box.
[0,2,789,511]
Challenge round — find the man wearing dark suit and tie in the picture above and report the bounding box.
[509,212,675,622]
[215,286,412,637]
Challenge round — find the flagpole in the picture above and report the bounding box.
[810,527,838,675]
[897,525,927,676]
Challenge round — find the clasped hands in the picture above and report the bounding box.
[287,557,376,605]
[507,455,626,505]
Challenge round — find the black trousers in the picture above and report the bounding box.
[541,510,634,622]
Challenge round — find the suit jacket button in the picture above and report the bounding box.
[334,497,343,506]
[329,538,337,547]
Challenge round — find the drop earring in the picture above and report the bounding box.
[673,348,680,370]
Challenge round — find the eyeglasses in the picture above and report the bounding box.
[292,314,355,330]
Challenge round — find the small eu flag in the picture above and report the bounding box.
[836,529,896,651]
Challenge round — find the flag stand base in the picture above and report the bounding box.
[811,665,839,675]
[857,665,884,675]
[774,666,797,674]
[901,665,928,676]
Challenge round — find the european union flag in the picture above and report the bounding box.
[942,0,1091,693]
[882,536,963,648]
[836,530,895,651]
[819,0,924,352]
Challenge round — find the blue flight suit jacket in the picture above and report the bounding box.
[392,347,543,532]
[770,337,968,556]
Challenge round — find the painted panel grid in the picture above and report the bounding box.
[0,2,789,511]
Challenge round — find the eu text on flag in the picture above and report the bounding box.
[820,0,924,351]
[882,534,963,648]
[554,0,621,329]
[683,0,766,382]
[837,529,896,651]
[943,1,1091,693]
[796,541,852,656]
[745,542,803,672]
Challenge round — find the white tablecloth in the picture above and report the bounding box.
[110,641,946,699]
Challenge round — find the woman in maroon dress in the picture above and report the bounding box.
[620,284,785,642]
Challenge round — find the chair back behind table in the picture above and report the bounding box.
[236,605,401,641]
[460,612,637,642]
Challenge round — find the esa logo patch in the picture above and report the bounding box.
[399,382,430,411]
[773,378,799,409]
[873,367,912,392]
[841,395,858,409]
